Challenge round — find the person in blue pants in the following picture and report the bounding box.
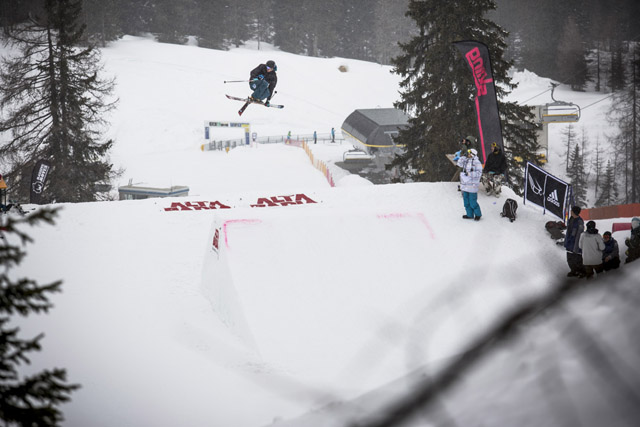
[249,60,277,106]
[457,148,483,221]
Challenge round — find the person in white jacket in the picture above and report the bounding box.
[457,148,483,221]
[579,220,605,279]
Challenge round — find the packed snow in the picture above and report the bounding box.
[7,36,639,426]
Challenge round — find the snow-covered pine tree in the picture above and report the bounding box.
[609,41,626,92]
[556,16,591,91]
[389,0,539,192]
[0,208,79,424]
[563,124,577,173]
[0,0,117,203]
[595,159,619,207]
[608,42,640,203]
[592,138,605,201]
[567,144,587,206]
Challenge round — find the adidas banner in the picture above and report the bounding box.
[453,40,505,164]
[30,159,52,204]
[524,162,570,221]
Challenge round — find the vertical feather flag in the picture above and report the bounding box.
[30,159,52,204]
[454,41,504,164]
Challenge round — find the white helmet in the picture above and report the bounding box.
[468,148,478,156]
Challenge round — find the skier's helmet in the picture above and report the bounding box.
[468,148,478,156]
[266,60,277,71]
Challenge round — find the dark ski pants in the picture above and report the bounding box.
[566,251,585,275]
[249,79,270,100]
[603,257,620,271]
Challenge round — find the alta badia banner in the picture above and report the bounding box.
[524,162,571,221]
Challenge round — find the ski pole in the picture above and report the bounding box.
[224,79,259,83]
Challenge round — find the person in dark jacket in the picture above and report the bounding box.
[624,217,640,264]
[249,60,277,106]
[564,205,585,277]
[601,231,620,271]
[483,142,507,196]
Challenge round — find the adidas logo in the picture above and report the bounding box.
[547,189,560,207]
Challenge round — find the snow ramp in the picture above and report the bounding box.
[200,182,562,406]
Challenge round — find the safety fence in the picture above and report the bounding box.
[200,133,339,187]
[301,140,335,187]
[203,133,345,151]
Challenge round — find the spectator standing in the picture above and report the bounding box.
[601,231,620,271]
[331,127,335,142]
[313,130,317,144]
[457,148,483,221]
[579,220,605,279]
[564,206,585,277]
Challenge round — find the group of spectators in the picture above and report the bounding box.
[564,206,640,279]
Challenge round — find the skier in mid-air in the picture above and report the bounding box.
[249,60,277,106]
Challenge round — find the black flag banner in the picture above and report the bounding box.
[524,162,571,221]
[30,159,52,204]
[454,40,505,164]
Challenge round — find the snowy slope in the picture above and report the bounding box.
[6,36,639,426]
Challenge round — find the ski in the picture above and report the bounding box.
[225,95,284,116]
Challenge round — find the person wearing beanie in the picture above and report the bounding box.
[483,142,508,197]
[579,220,605,278]
[457,147,483,221]
[564,206,585,277]
[602,231,620,271]
[624,217,640,264]
[452,136,476,162]
[248,60,278,106]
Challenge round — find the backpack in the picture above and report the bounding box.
[545,220,566,240]
[500,198,518,222]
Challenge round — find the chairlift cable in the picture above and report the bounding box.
[521,32,640,109]
[580,92,616,111]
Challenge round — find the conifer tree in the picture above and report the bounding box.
[556,16,591,91]
[608,43,640,203]
[592,138,604,200]
[0,208,79,424]
[81,0,122,46]
[567,144,587,206]
[373,0,414,65]
[390,0,540,191]
[595,159,618,207]
[0,0,117,203]
[610,41,626,92]
[563,124,578,173]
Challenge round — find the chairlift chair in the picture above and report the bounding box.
[539,83,581,124]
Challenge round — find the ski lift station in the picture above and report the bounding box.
[340,108,409,161]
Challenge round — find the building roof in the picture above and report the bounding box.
[341,108,409,150]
